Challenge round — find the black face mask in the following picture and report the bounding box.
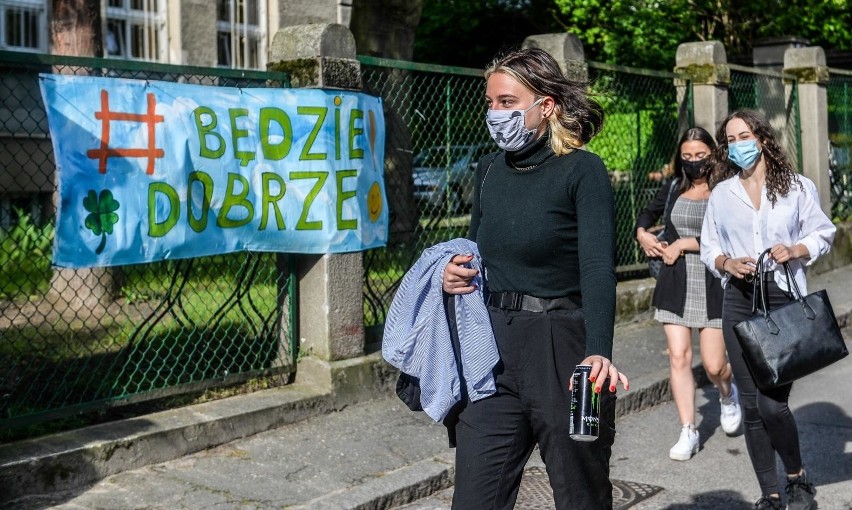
[681,159,706,180]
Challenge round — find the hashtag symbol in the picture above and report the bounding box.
[87,89,164,175]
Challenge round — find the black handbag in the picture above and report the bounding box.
[647,179,677,280]
[733,248,848,390]
[647,230,667,279]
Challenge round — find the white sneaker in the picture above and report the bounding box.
[720,382,742,435]
[669,424,699,461]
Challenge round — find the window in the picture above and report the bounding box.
[105,0,166,61]
[0,0,47,52]
[217,0,264,69]
[0,192,51,230]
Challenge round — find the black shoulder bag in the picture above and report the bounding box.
[647,178,677,279]
[733,248,848,390]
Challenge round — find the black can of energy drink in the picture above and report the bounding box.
[569,364,600,441]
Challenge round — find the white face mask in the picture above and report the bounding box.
[485,98,543,152]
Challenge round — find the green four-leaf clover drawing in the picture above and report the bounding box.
[83,189,120,254]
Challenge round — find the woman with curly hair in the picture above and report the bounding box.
[700,110,835,510]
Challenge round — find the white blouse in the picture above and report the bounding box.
[700,174,836,295]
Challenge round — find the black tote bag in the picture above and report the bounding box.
[733,248,848,391]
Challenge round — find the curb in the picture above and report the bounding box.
[296,453,455,510]
[0,385,333,503]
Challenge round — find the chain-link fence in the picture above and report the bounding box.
[729,64,802,170]
[586,61,684,274]
[828,68,852,221]
[359,56,495,329]
[359,56,686,330]
[0,51,297,434]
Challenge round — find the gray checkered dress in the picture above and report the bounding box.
[655,197,722,329]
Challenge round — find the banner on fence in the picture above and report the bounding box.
[39,74,387,268]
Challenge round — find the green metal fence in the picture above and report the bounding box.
[359,56,686,329]
[828,68,852,221]
[0,51,297,433]
[359,56,494,328]
[586,61,684,275]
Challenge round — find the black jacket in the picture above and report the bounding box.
[635,179,723,319]
[636,179,679,246]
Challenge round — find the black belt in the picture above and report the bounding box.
[731,269,775,287]
[486,292,581,312]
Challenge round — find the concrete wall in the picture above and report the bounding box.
[170,0,353,68]
[277,0,349,28]
[175,0,218,67]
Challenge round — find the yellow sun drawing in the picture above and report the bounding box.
[367,181,382,222]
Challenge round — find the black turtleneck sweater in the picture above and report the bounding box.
[469,136,616,359]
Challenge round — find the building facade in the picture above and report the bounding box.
[0,0,352,67]
[0,0,351,228]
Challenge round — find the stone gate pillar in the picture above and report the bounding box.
[784,47,832,215]
[675,41,729,136]
[522,33,588,83]
[267,24,379,396]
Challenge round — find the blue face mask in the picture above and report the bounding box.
[485,98,543,152]
[728,139,762,170]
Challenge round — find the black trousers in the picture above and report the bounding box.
[723,277,803,496]
[451,306,617,510]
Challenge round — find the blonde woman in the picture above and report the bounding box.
[442,47,628,510]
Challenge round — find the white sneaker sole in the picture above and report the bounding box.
[721,421,741,436]
[668,446,698,461]
[721,409,742,435]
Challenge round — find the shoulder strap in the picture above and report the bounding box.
[662,178,678,214]
[479,152,500,217]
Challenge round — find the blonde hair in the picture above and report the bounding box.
[485,48,604,156]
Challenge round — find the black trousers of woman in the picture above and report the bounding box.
[451,306,617,510]
[722,276,803,496]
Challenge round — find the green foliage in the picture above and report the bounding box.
[0,211,54,299]
[768,0,852,51]
[554,0,852,68]
[414,0,852,70]
[590,111,662,172]
[554,0,691,69]
[414,0,566,67]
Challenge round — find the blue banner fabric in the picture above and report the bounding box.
[39,74,387,268]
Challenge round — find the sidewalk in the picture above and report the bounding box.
[2,265,852,509]
[399,344,852,509]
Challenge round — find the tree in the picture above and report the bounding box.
[51,0,102,56]
[413,0,566,68]
[352,0,425,245]
[552,0,852,68]
[413,1,852,70]
[49,0,121,311]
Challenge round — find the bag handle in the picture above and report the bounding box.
[750,248,769,314]
[750,248,816,335]
[658,178,677,233]
[663,178,678,214]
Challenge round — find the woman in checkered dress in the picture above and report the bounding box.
[635,127,742,461]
